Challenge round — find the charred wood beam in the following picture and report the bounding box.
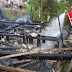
[63,27,72,35]
[23,36,28,44]
[6,36,9,41]
[0,47,23,50]
[0,48,72,60]
[7,54,72,60]
[0,64,36,72]
[37,35,41,47]
[0,42,14,47]
[0,51,19,56]
[5,25,20,31]
[13,60,31,67]
[0,53,72,60]
[42,40,45,43]
[0,21,47,26]
[0,33,60,41]
[0,33,23,37]
[0,36,1,40]
[29,38,33,44]
[28,53,72,60]
[2,36,4,38]
[0,22,12,25]
[17,60,39,68]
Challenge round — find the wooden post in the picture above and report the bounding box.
[42,40,45,43]
[2,36,4,38]
[14,28,17,32]
[29,38,33,44]
[57,60,61,72]
[6,36,9,41]
[26,36,28,44]
[58,39,62,48]
[37,34,41,47]
[23,36,25,44]
[23,36,28,44]
[0,36,1,40]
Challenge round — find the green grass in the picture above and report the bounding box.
[26,5,31,14]
[2,8,18,21]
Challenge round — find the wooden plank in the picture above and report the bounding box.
[0,51,19,55]
[17,61,39,68]
[13,60,31,67]
[0,64,36,72]
[0,33,60,41]
[0,47,21,50]
[63,27,72,35]
[0,20,46,25]
[0,48,72,60]
[29,54,72,60]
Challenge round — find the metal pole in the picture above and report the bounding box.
[58,15,63,48]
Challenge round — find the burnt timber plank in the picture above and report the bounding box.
[0,21,46,26]
[0,47,22,50]
[63,27,72,35]
[0,64,36,72]
[5,25,20,31]
[0,33,60,41]
[13,60,31,67]
[0,48,72,60]
[0,53,72,60]
[17,60,39,68]
[29,54,72,60]
[0,51,19,56]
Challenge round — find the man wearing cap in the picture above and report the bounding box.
[65,7,72,37]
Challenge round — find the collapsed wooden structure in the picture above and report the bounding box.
[0,11,72,72]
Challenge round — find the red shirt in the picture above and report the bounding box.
[68,11,72,22]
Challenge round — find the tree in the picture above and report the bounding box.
[58,0,70,13]
[29,0,59,21]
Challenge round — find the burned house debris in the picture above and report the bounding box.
[0,9,72,72]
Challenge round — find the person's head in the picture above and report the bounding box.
[23,3,26,6]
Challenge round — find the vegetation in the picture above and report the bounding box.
[28,0,72,22]
[1,0,72,22]
[29,0,59,21]
[2,8,17,21]
[1,0,72,72]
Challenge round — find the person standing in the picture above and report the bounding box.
[22,3,26,15]
[65,7,72,37]
[10,0,13,7]
[13,1,18,15]
[7,0,11,7]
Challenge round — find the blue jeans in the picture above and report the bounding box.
[67,23,72,37]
